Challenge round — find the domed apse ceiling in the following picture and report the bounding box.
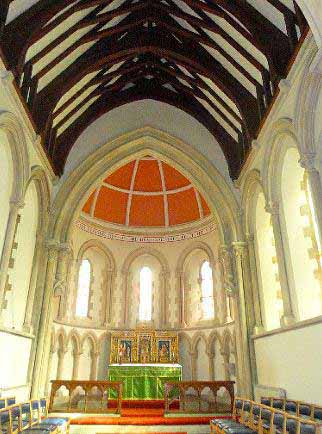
[0,1,308,178]
[82,156,211,228]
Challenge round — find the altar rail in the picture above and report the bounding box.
[49,380,122,414]
[164,380,235,414]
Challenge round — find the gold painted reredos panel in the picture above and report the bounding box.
[110,329,179,364]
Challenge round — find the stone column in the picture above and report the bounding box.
[90,351,100,380]
[23,233,45,332]
[44,347,55,396]
[72,351,82,380]
[122,271,131,327]
[219,246,235,323]
[0,198,24,317]
[265,202,295,326]
[176,270,187,328]
[190,351,198,380]
[31,241,69,397]
[246,234,264,334]
[206,350,215,380]
[221,351,230,380]
[54,245,73,321]
[299,153,322,247]
[57,347,67,380]
[231,242,253,398]
[103,269,115,326]
[158,269,169,328]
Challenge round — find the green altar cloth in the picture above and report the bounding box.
[108,364,182,399]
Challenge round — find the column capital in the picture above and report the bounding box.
[9,197,25,210]
[265,201,279,215]
[246,233,254,243]
[299,152,318,173]
[232,242,247,258]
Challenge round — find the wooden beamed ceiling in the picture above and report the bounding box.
[0,0,308,178]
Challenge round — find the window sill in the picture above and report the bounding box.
[251,314,322,340]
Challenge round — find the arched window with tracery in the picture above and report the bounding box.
[75,259,91,317]
[139,266,153,321]
[200,261,214,319]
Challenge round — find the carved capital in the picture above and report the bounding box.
[299,153,317,173]
[246,233,254,243]
[265,201,279,215]
[9,197,25,210]
[232,242,247,258]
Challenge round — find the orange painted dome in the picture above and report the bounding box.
[82,156,211,228]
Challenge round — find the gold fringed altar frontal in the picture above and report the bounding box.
[110,330,179,364]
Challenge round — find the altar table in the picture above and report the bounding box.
[108,363,182,399]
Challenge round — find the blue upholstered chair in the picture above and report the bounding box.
[313,406,322,423]
[0,408,11,434]
[9,405,21,434]
[285,400,297,415]
[5,400,15,408]
[19,428,59,434]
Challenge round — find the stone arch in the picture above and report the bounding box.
[81,332,98,353]
[56,328,67,351]
[49,128,240,247]
[68,329,81,354]
[74,240,117,325]
[294,2,322,48]
[22,166,51,331]
[0,111,30,202]
[122,246,170,274]
[176,241,216,327]
[207,330,223,354]
[191,331,208,353]
[176,241,215,272]
[178,331,192,353]
[263,118,299,206]
[241,169,265,236]
[0,112,30,313]
[77,239,116,272]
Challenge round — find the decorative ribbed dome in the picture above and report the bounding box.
[82,156,211,228]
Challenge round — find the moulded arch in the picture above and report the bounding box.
[191,331,208,354]
[122,246,170,274]
[207,330,223,354]
[0,111,30,202]
[24,166,51,233]
[81,332,98,354]
[77,239,116,272]
[49,128,240,247]
[176,241,215,273]
[294,1,322,48]
[178,331,192,353]
[67,329,81,354]
[241,169,265,236]
[221,328,233,354]
[56,328,67,351]
[263,119,300,206]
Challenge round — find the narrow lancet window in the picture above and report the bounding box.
[76,259,91,317]
[139,266,152,321]
[201,261,214,319]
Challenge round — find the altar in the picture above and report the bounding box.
[108,363,182,399]
[108,329,181,399]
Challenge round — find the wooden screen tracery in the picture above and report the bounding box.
[110,329,179,364]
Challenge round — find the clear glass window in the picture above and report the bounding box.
[201,261,214,319]
[139,266,152,321]
[75,259,91,317]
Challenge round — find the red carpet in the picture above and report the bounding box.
[70,400,231,426]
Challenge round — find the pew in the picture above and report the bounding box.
[0,398,70,434]
[211,397,320,434]
[261,397,322,423]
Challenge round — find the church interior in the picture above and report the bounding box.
[0,1,322,433]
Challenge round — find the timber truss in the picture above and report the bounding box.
[0,0,308,177]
